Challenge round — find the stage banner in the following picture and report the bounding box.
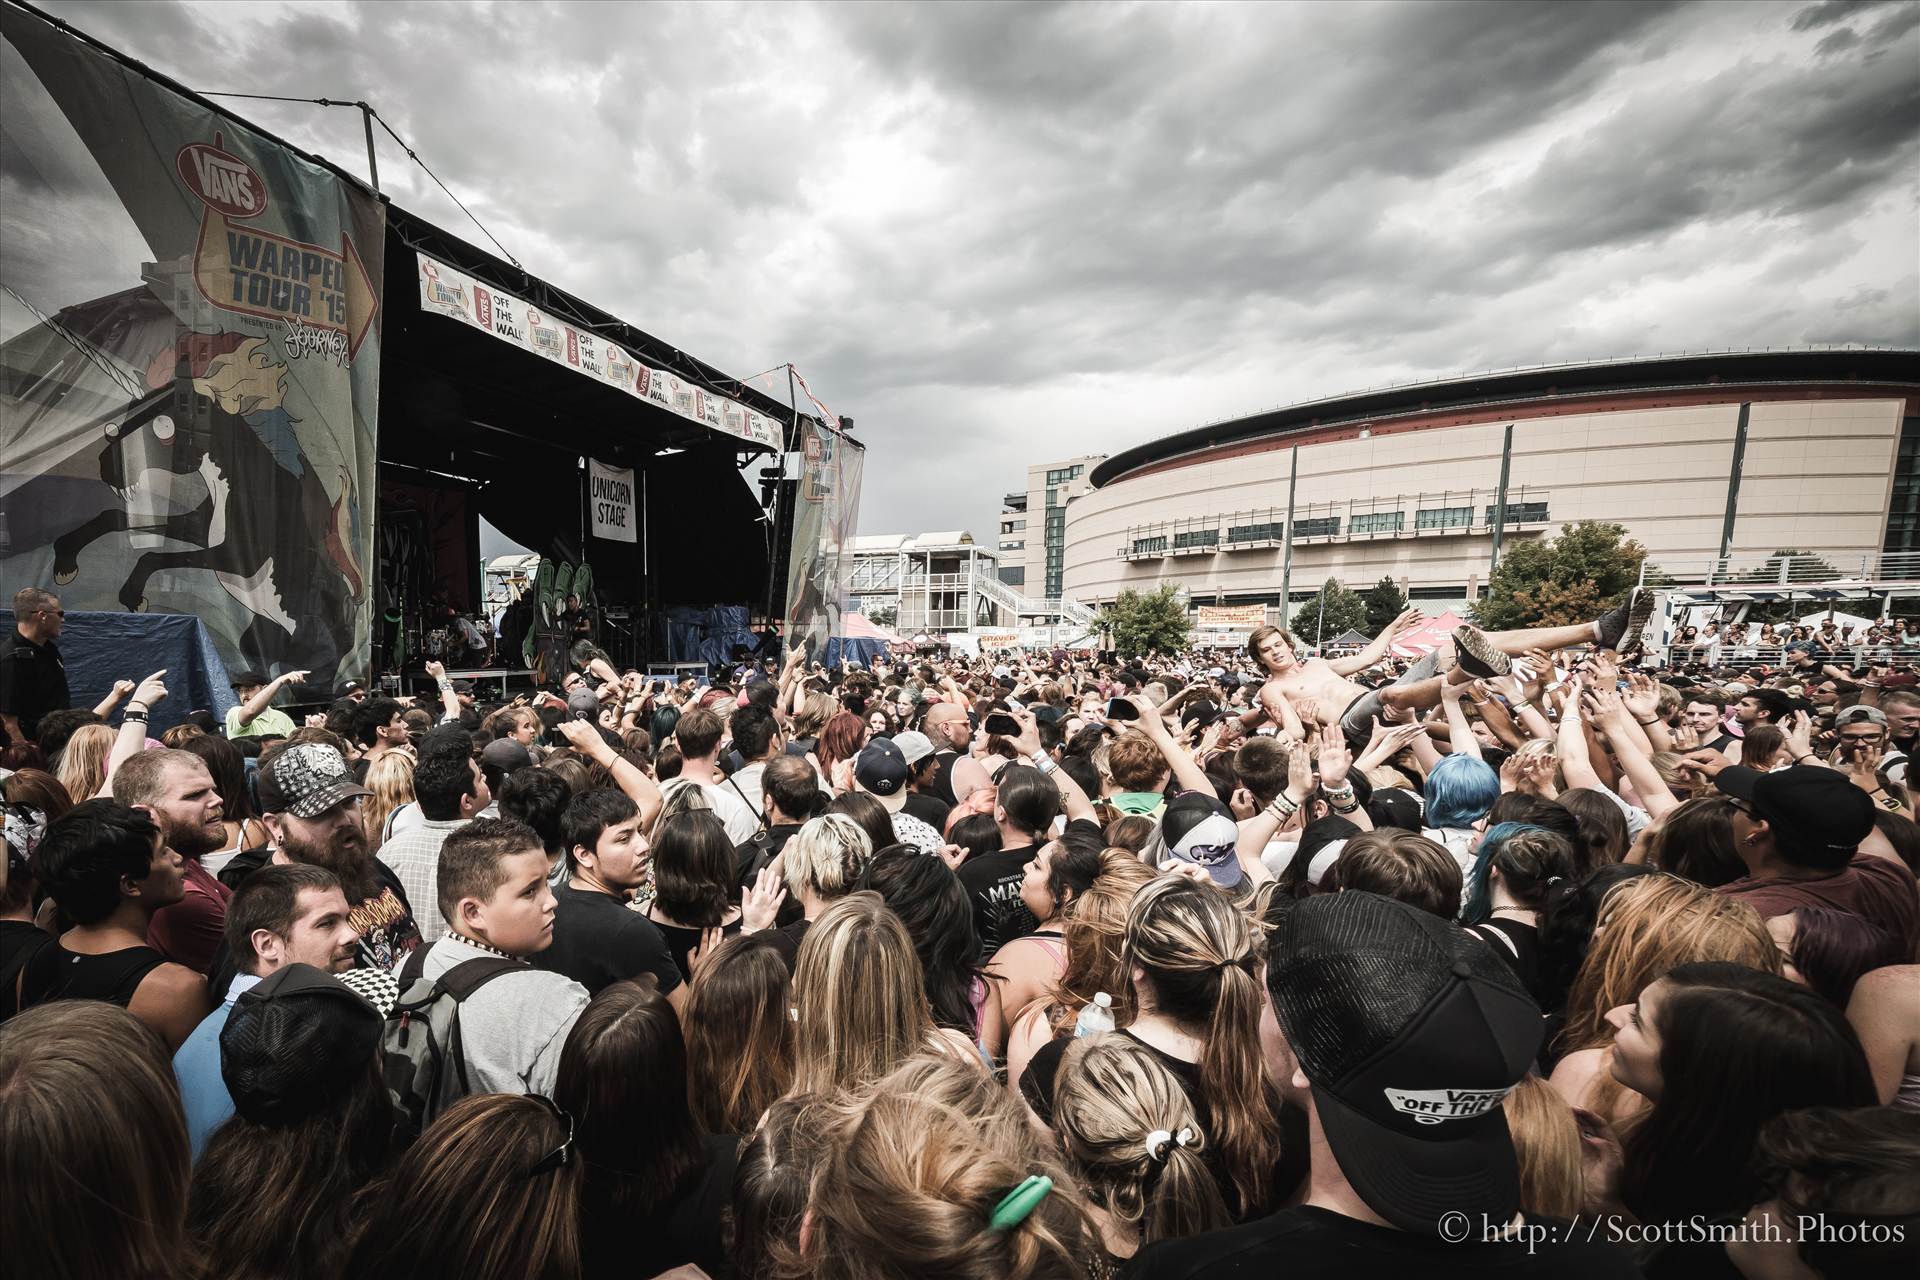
[783,418,865,657]
[588,459,637,544]
[415,252,784,452]
[1,4,384,688]
[1197,604,1268,628]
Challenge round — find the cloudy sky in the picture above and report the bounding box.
[41,0,1920,543]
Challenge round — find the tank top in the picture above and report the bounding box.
[21,941,167,1010]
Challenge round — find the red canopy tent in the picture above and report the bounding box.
[841,612,902,643]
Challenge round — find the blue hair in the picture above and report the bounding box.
[1423,754,1500,831]
[1460,822,1545,925]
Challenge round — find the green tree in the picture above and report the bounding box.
[1736,550,1843,624]
[1289,578,1369,646]
[1361,576,1409,635]
[1098,584,1193,659]
[1474,522,1647,630]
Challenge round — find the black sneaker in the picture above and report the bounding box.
[1452,625,1511,678]
[1595,588,1653,654]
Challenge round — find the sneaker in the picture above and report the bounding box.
[1595,588,1653,654]
[1452,625,1511,678]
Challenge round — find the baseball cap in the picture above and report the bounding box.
[892,730,936,768]
[256,743,369,819]
[1265,892,1543,1235]
[854,738,909,812]
[1834,704,1887,728]
[335,680,365,699]
[567,688,602,720]
[480,737,534,777]
[220,963,383,1126]
[1159,792,1243,889]
[1714,764,1874,867]
[229,669,267,689]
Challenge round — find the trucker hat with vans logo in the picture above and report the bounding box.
[1263,891,1543,1236]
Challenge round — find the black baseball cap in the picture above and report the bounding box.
[229,669,268,689]
[1714,764,1874,868]
[220,963,383,1126]
[1160,792,1243,888]
[854,737,909,800]
[256,743,369,819]
[1265,892,1543,1236]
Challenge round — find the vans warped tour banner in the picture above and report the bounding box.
[785,417,865,658]
[0,4,383,687]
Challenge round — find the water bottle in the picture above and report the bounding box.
[1074,992,1115,1038]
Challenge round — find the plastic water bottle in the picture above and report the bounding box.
[1074,992,1115,1037]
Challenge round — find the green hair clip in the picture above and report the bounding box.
[989,1175,1054,1232]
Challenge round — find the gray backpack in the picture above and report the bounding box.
[382,946,520,1141]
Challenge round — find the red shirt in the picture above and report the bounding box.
[1717,853,1919,955]
[147,857,233,974]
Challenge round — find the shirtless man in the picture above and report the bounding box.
[1249,590,1653,747]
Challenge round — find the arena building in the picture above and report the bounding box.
[1061,349,1920,620]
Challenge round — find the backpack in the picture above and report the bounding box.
[382,945,522,1140]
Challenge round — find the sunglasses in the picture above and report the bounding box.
[1725,797,1758,819]
[518,1094,575,1179]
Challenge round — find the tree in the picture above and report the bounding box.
[1735,550,1843,624]
[1361,576,1409,635]
[1098,584,1192,659]
[1474,522,1647,630]
[865,603,898,630]
[1289,578,1368,647]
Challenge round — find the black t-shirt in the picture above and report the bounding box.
[1465,918,1546,1008]
[1022,1027,1309,1222]
[352,860,423,972]
[651,914,744,985]
[957,817,1104,958]
[0,919,57,1019]
[536,883,683,997]
[1125,1205,1641,1279]
[586,1133,741,1280]
[930,748,962,805]
[903,789,952,832]
[763,917,812,971]
[1704,732,1736,755]
[0,631,69,742]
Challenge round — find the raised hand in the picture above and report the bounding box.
[130,669,168,709]
[1317,725,1354,790]
[741,861,788,933]
[1621,672,1660,721]
[1389,607,1426,636]
[424,659,446,680]
[1285,738,1314,803]
[1229,786,1258,821]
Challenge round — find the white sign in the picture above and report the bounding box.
[588,459,636,543]
[416,253,784,451]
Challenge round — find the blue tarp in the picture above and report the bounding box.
[823,637,888,671]
[657,605,758,670]
[0,610,237,736]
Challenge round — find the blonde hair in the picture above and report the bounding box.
[1503,1075,1584,1219]
[54,722,116,803]
[1045,856,1158,1037]
[783,813,872,902]
[1122,877,1283,1213]
[1558,873,1778,1059]
[790,692,838,741]
[361,750,416,844]
[790,892,936,1095]
[797,1054,1093,1280]
[1053,1034,1231,1246]
[160,724,206,748]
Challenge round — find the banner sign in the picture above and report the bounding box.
[415,253,782,452]
[588,459,637,543]
[1197,605,1268,628]
[783,418,865,655]
[1,4,384,687]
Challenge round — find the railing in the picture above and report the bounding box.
[1121,487,1551,558]
[972,570,1099,628]
[1640,551,1920,589]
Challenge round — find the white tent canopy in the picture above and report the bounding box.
[1797,609,1878,631]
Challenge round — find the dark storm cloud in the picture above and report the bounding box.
[28,0,1920,541]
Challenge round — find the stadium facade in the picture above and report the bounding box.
[1061,350,1919,614]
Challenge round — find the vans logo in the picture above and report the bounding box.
[1383,1085,1513,1124]
[177,135,269,219]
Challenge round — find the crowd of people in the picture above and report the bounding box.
[3,580,1919,1279]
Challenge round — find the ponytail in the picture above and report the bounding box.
[1199,955,1281,1212]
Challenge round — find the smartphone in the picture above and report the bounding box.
[1106,697,1141,722]
[984,712,1021,737]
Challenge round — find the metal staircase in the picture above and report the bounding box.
[973,571,1099,629]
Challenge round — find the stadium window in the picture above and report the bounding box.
[1415,506,1472,530]
[1291,516,1341,539]
[1484,502,1550,528]
[1351,511,1405,534]
[1226,521,1282,542]
[1131,536,1168,555]
[1173,529,1219,549]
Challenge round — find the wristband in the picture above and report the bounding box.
[123,711,148,725]
[1511,700,1534,713]
[1636,716,1657,726]
[128,702,149,714]
[1028,751,1058,775]
[1330,795,1360,814]
[1323,782,1355,799]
